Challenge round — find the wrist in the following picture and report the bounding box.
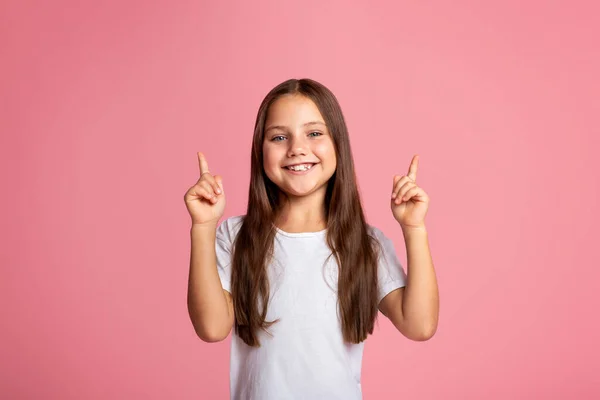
[191,221,218,232]
[400,224,427,234]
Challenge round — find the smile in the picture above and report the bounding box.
[283,163,316,174]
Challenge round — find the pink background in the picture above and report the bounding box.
[2,0,599,398]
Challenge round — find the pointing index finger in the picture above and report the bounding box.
[198,152,210,176]
[407,154,419,181]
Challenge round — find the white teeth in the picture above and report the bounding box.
[287,163,313,171]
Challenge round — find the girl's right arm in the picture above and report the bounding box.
[184,152,233,342]
[188,223,234,342]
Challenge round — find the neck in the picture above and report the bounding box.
[275,189,327,232]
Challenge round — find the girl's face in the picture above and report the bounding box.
[262,94,337,198]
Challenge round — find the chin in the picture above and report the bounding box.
[281,188,315,198]
[284,182,329,197]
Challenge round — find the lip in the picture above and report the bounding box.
[284,162,318,167]
[282,163,318,175]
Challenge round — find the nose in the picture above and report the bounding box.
[286,134,308,157]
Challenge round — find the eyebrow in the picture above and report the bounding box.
[265,121,326,132]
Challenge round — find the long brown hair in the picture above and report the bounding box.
[231,78,382,347]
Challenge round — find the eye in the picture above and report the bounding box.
[270,132,322,142]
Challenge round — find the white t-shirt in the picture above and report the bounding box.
[215,215,407,400]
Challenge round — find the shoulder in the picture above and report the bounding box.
[216,214,246,243]
[366,224,397,256]
[366,224,390,244]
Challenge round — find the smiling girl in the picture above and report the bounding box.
[184,78,439,399]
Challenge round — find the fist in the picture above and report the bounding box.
[183,152,226,226]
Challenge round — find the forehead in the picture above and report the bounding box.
[265,94,325,126]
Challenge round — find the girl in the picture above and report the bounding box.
[185,78,439,399]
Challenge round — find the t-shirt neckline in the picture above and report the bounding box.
[274,225,328,238]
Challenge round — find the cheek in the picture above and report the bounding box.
[314,142,336,164]
[263,147,282,172]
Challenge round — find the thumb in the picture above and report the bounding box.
[214,175,224,191]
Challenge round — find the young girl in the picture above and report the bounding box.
[185,78,439,399]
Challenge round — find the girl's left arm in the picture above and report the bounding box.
[379,225,439,341]
[378,154,440,341]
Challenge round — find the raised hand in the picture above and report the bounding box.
[390,154,430,229]
[184,152,226,226]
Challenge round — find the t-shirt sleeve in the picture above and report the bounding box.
[215,219,234,293]
[372,227,407,304]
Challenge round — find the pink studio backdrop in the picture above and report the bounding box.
[2,0,598,399]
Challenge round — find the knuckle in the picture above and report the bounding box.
[199,186,213,198]
[200,171,212,180]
